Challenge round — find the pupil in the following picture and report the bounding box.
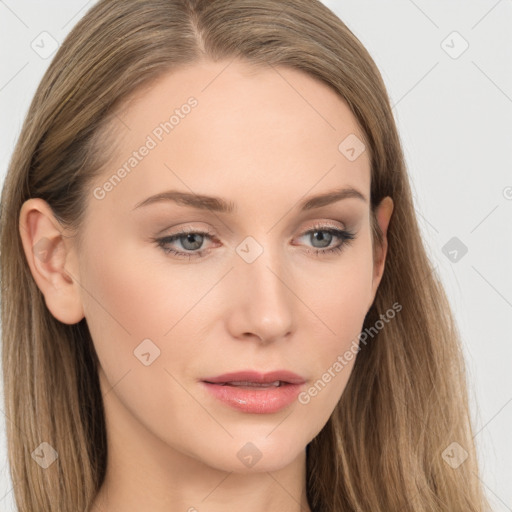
[312,230,331,248]
[183,234,202,250]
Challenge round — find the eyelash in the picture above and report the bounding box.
[153,223,356,260]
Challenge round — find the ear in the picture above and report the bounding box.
[368,196,394,310]
[19,198,84,325]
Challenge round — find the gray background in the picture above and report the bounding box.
[1,1,511,510]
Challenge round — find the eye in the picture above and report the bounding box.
[154,226,217,260]
[153,223,356,260]
[295,223,356,257]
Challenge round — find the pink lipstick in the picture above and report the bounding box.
[201,370,306,414]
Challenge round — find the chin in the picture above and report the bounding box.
[189,434,308,474]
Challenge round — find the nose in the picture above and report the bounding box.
[224,246,295,345]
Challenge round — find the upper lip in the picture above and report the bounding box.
[202,370,306,385]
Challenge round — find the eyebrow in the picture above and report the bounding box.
[132,186,367,213]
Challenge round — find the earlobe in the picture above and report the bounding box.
[369,196,394,309]
[19,198,85,325]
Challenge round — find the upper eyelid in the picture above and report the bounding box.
[158,223,352,249]
[161,222,348,239]
[160,218,349,235]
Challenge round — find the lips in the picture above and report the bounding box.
[201,370,307,414]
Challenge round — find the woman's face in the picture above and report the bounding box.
[33,60,393,474]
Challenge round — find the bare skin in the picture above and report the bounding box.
[19,59,393,512]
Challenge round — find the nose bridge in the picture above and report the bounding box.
[229,234,295,342]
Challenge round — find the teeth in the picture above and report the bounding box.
[222,380,282,387]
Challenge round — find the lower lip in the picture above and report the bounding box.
[201,382,303,414]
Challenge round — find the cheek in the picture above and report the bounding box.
[77,225,225,417]
[80,227,198,337]
[77,234,204,438]
[321,268,371,346]
[300,240,374,403]
[77,230,181,379]
[309,237,374,343]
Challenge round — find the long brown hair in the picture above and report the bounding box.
[0,1,491,510]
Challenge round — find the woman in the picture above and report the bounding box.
[0,0,491,511]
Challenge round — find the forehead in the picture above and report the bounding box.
[91,59,371,216]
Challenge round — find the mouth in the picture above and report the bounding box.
[201,370,306,387]
[206,380,287,388]
[200,370,306,414]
